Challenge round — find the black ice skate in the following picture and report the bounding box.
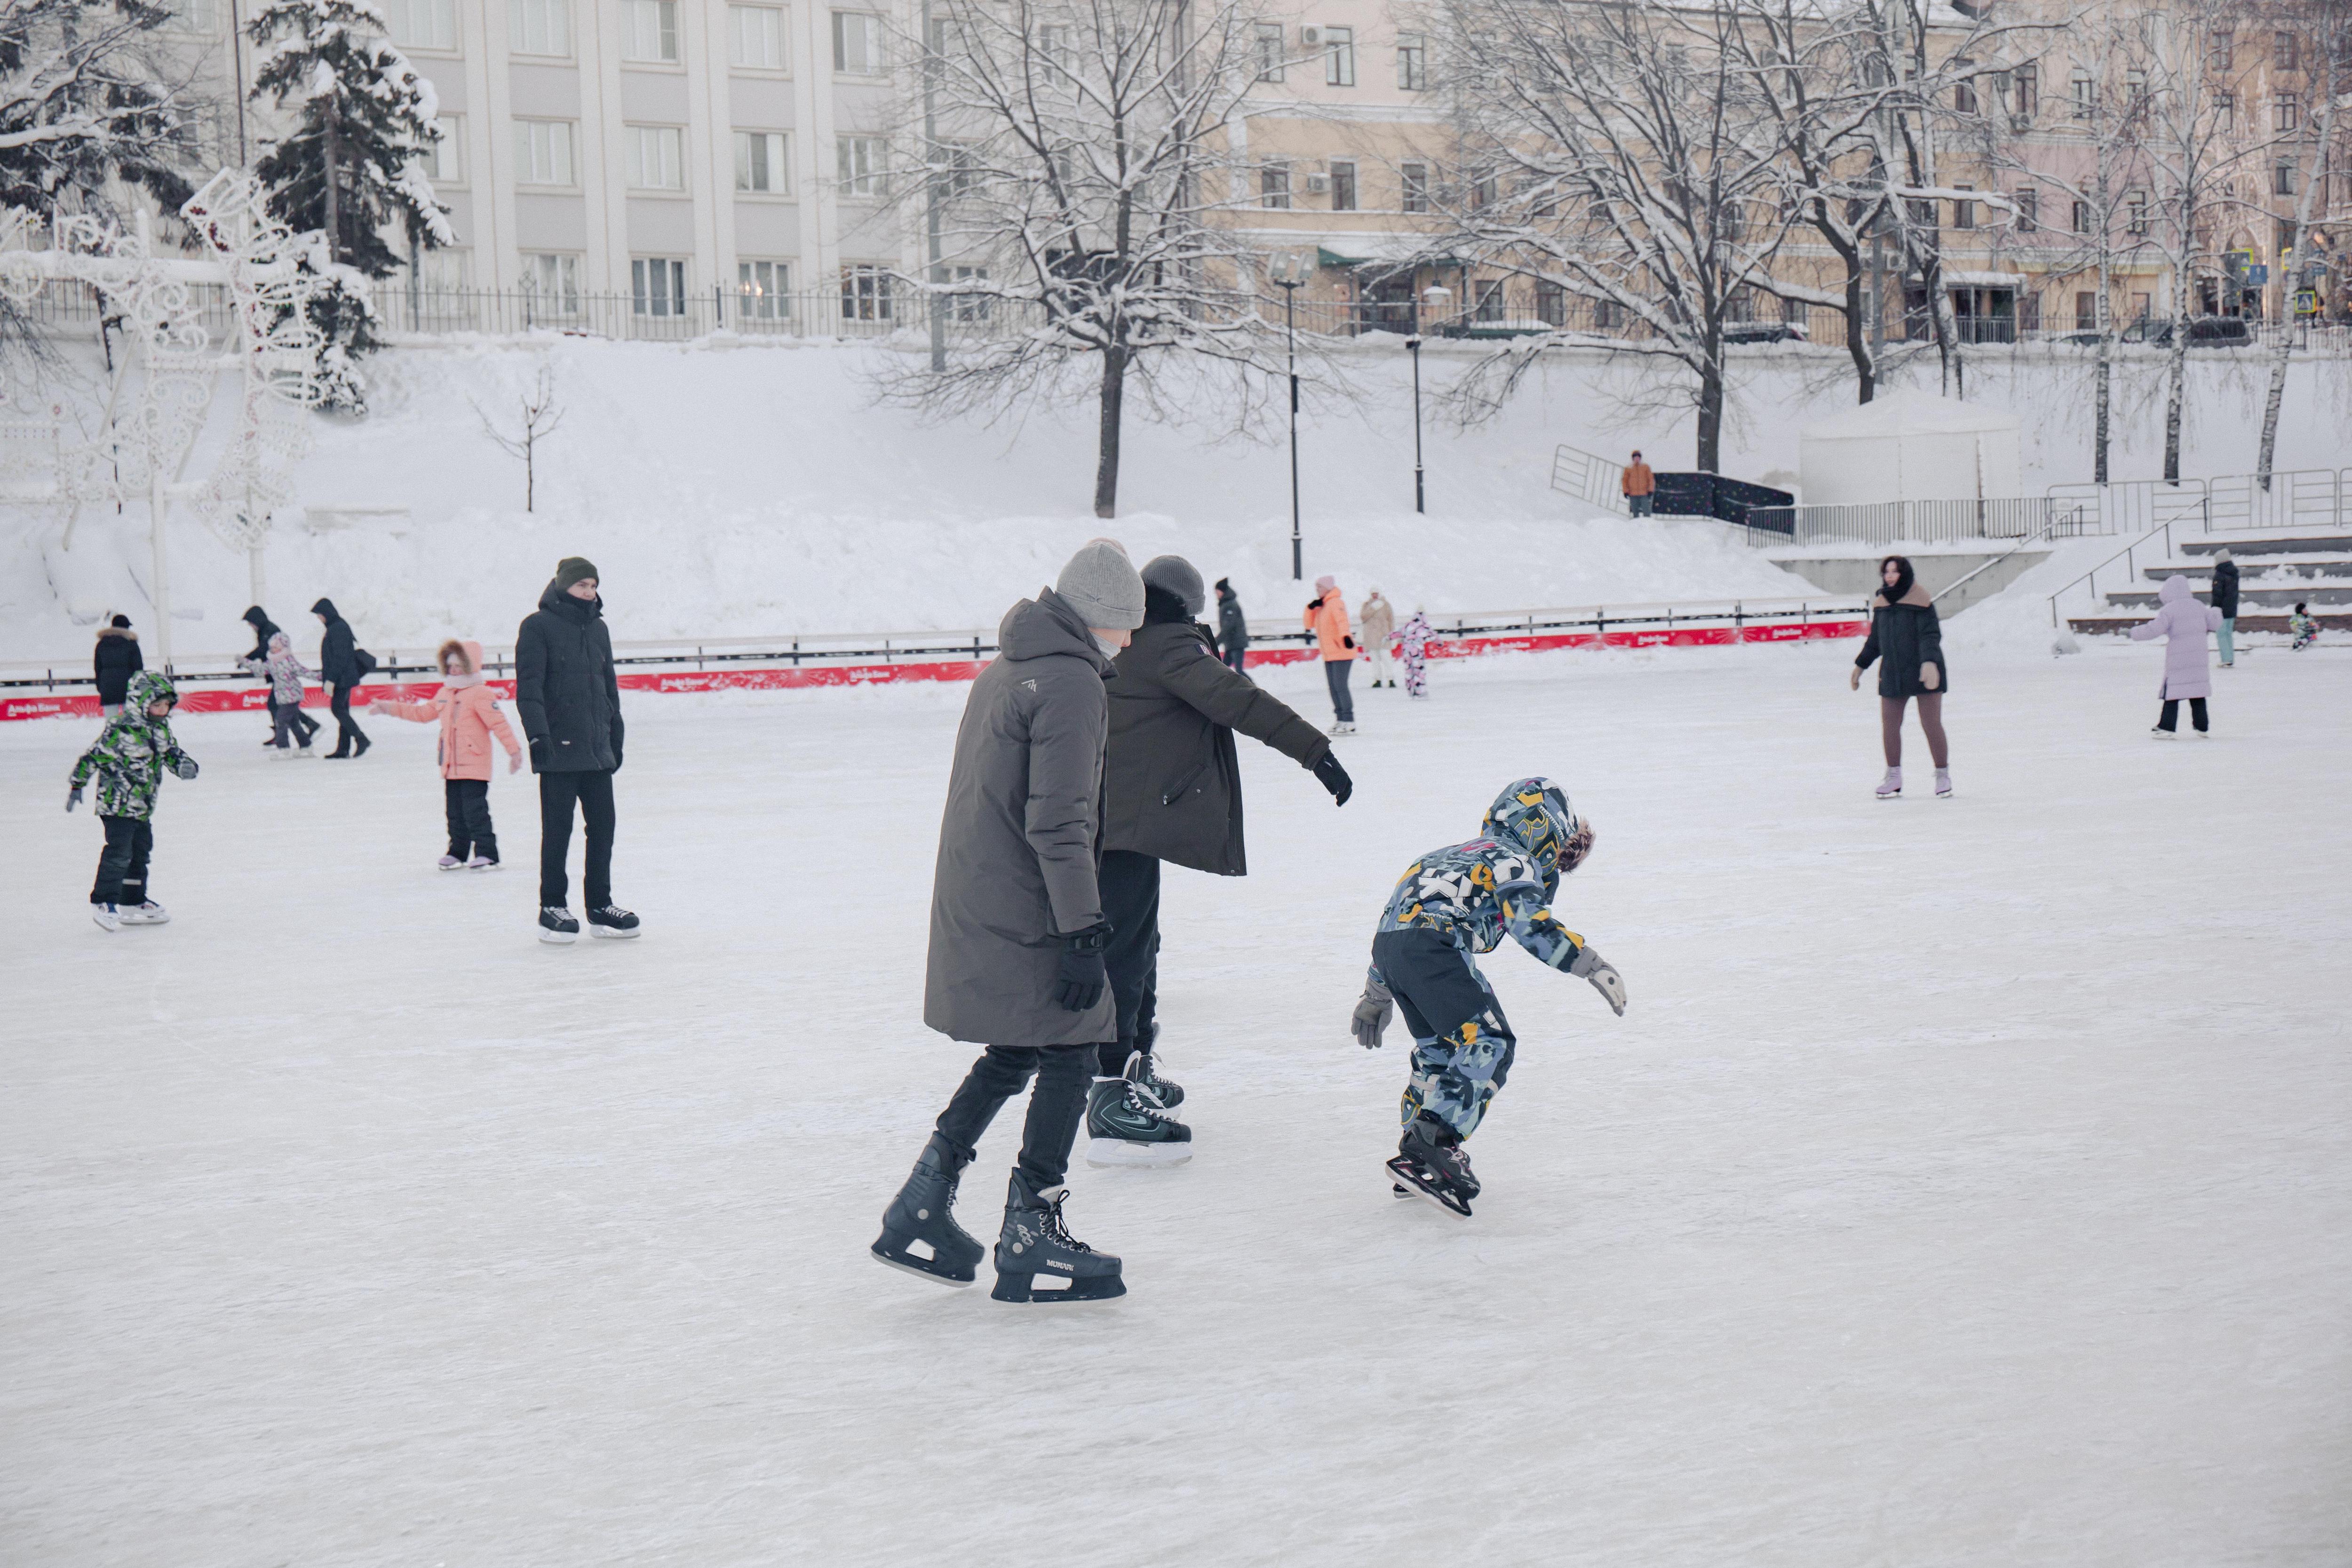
[1085,1069,1193,1168]
[871,1132,985,1287]
[1387,1114,1479,1218]
[538,906,580,944]
[1122,1045,1183,1109]
[990,1170,1125,1304]
[586,904,641,939]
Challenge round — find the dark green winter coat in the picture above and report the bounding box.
[515,580,624,773]
[1855,585,1949,699]
[1104,606,1328,876]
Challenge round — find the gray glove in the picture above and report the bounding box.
[172,756,199,781]
[1351,976,1395,1050]
[1570,945,1627,1016]
[66,785,82,812]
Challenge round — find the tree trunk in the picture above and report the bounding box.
[1094,340,1128,518]
[1695,335,1724,473]
[2254,49,2334,487]
[2161,309,2188,486]
[2094,259,2114,485]
[322,108,341,266]
[1842,258,1876,403]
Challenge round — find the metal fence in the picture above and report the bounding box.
[2050,470,2352,536]
[1741,494,2098,548]
[1549,443,1631,515]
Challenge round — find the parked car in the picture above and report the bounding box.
[1723,320,1809,344]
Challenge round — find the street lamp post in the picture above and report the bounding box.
[1409,284,1451,516]
[1271,252,1308,580]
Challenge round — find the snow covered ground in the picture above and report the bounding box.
[5,638,2348,1567]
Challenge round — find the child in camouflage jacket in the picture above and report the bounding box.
[1349,777,1627,1214]
[69,669,199,930]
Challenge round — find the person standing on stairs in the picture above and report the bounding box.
[2132,573,2222,738]
[1305,574,1358,734]
[312,598,371,758]
[1850,555,1952,798]
[2210,550,2239,668]
[1360,589,1397,688]
[872,539,1147,1304]
[1085,554,1353,1166]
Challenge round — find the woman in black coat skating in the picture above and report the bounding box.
[241,606,317,748]
[311,597,370,757]
[93,615,143,715]
[1850,555,1952,800]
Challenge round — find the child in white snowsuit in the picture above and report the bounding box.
[1349,778,1627,1215]
[242,632,319,753]
[1398,610,1433,698]
[69,669,199,931]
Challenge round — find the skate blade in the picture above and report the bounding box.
[588,925,641,939]
[1385,1156,1472,1218]
[868,1246,976,1288]
[1086,1137,1193,1169]
[991,1271,1127,1304]
[538,928,578,945]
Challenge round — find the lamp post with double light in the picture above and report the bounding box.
[1408,283,1451,515]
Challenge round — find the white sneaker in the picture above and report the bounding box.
[117,900,170,925]
[1875,767,1902,799]
[91,903,122,932]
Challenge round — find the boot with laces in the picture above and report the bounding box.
[872,1132,986,1286]
[990,1170,1125,1303]
[1084,1070,1193,1168]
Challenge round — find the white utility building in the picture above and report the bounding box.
[1798,390,2024,505]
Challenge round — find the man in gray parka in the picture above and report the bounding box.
[872,540,1146,1305]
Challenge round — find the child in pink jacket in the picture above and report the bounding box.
[373,639,524,868]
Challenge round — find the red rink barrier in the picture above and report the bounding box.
[1,620,1861,722]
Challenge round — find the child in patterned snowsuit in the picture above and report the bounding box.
[242,631,319,753]
[1398,610,1433,698]
[2289,603,2318,651]
[69,669,199,930]
[1350,778,1627,1214]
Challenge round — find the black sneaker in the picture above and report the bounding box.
[1085,1076,1192,1167]
[538,906,580,945]
[586,904,641,939]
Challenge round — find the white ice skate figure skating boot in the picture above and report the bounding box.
[1934,768,1953,799]
[117,900,170,925]
[1875,767,1902,799]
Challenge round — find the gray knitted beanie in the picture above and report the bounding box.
[1140,555,1206,616]
[1055,538,1146,630]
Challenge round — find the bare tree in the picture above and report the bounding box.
[875,0,1283,517]
[474,366,564,512]
[2254,0,2351,485]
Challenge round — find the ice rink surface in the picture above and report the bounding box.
[5,641,2348,1567]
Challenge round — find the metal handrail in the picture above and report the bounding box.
[2047,519,2172,627]
[1932,506,2080,608]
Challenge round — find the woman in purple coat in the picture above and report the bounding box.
[2131,573,2223,738]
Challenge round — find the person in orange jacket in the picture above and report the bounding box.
[371,638,524,870]
[1622,450,1656,516]
[1305,573,1359,735]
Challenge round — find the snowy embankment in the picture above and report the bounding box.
[6,334,2346,664]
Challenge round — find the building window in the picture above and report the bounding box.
[2272,30,2296,71]
[513,119,576,186]
[2274,92,2298,132]
[1037,24,1072,67]
[381,0,455,49]
[2014,188,2037,231]
[633,257,686,316]
[509,0,571,56]
[950,264,990,321]
[841,264,894,320]
[164,0,218,33]
[2210,28,2233,70]
[2126,188,2149,234]
[834,11,884,73]
[2008,61,2036,119]
[1322,25,1354,87]
[626,125,685,190]
[836,135,887,197]
[1400,161,1429,214]
[2072,198,2091,233]
[1534,279,1565,326]
[523,254,580,314]
[2273,159,2296,196]
[735,131,789,193]
[729,4,785,68]
[738,259,790,318]
[1952,183,1974,229]
[1473,280,1505,322]
[1260,162,1290,209]
[423,115,462,182]
[1396,31,1427,91]
[1907,196,1935,227]
[2018,292,2041,332]
[2075,290,2098,330]
[1254,21,1284,82]
[2070,69,2095,119]
[1328,160,1356,212]
[1954,68,1977,115]
[2215,91,2234,131]
[930,139,980,197]
[623,0,678,61]
[1472,172,1497,209]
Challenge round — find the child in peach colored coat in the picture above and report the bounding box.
[372,639,524,869]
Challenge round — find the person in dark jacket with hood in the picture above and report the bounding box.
[242,605,317,748]
[93,614,143,716]
[1213,578,1250,674]
[311,597,370,758]
[872,539,1146,1305]
[2209,549,2240,668]
[1850,554,1951,800]
[515,557,635,943]
[1083,554,1352,1164]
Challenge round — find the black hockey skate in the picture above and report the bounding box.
[1387,1114,1478,1218]
[1124,1044,1183,1109]
[871,1132,985,1286]
[1084,1070,1192,1167]
[990,1170,1125,1304]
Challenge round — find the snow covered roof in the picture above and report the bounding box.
[1803,388,2022,441]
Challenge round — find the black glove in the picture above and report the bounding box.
[1312,750,1352,805]
[1052,922,1112,1011]
[1342,634,1356,650]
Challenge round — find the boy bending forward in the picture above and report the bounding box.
[1351,778,1626,1215]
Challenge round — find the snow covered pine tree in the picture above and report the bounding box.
[246,0,452,410]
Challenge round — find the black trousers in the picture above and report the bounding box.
[538,769,616,908]
[935,1045,1093,1189]
[445,778,497,861]
[2157,697,2209,733]
[1097,850,1161,1076]
[1221,645,1248,675]
[90,814,153,907]
[1325,659,1355,723]
[329,682,368,754]
[265,696,318,743]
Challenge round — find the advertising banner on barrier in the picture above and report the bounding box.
[1,620,1862,722]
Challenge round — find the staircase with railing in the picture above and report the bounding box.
[2050,469,2352,637]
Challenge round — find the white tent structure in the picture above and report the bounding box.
[1798,390,2023,505]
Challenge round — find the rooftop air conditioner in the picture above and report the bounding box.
[1301,24,1323,46]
